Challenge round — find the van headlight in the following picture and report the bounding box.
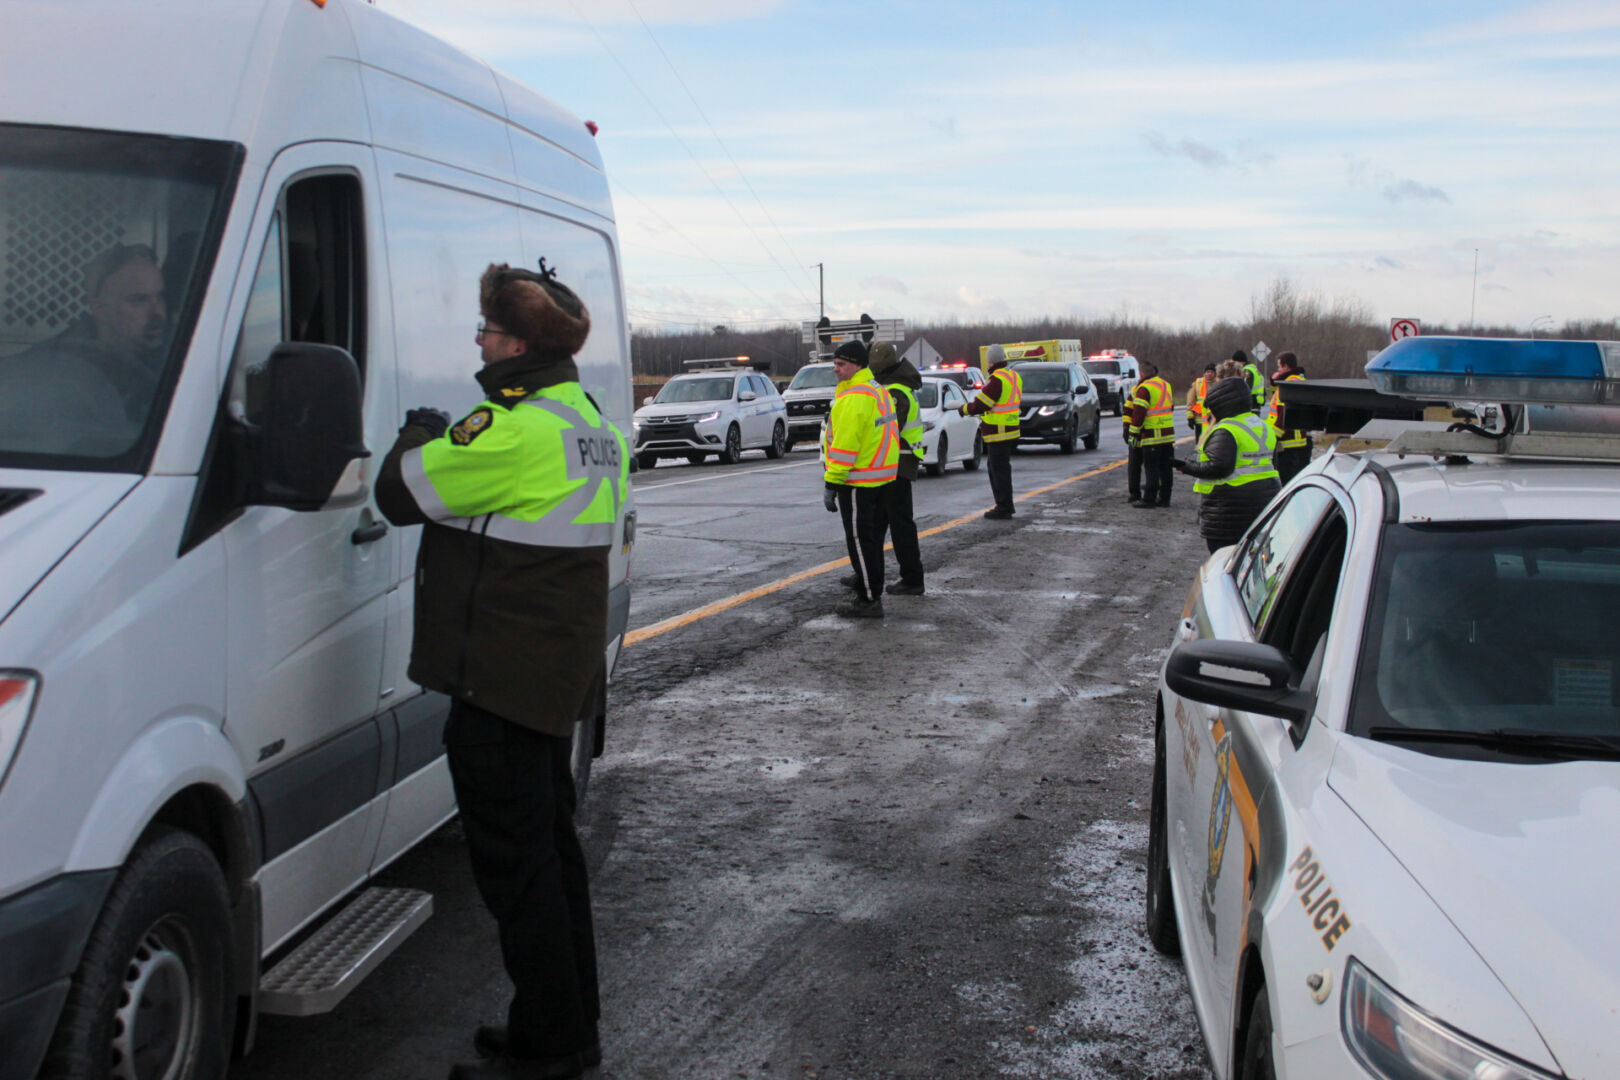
[0,672,40,789]
[1343,959,1557,1080]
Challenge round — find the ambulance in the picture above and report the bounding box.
[0,3,635,1077]
[1150,337,1620,1079]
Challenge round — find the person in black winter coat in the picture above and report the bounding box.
[1173,376,1281,553]
[869,343,926,593]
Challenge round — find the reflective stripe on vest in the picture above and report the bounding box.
[891,383,923,457]
[1245,363,1266,408]
[825,376,899,485]
[1139,376,1175,445]
[1192,413,1279,494]
[1269,374,1309,448]
[402,384,627,548]
[1191,376,1212,421]
[978,368,1022,442]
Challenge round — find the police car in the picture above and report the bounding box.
[633,358,789,467]
[1148,337,1620,1080]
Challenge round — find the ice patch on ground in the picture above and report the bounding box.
[990,819,1210,1079]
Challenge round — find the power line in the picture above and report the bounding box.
[563,0,816,313]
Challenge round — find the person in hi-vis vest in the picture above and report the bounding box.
[960,344,1022,519]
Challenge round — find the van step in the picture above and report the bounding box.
[259,887,433,1016]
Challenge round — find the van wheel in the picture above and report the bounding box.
[1145,717,1181,956]
[764,422,787,460]
[718,425,743,465]
[42,828,233,1080]
[925,435,946,477]
[963,435,983,471]
[636,451,659,470]
[1083,415,1100,450]
[1239,986,1276,1080]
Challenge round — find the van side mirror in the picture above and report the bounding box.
[241,342,370,511]
[1163,639,1313,723]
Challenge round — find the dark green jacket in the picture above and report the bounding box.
[377,354,622,735]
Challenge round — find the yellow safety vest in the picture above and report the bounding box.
[1268,373,1309,449]
[823,368,900,486]
[976,368,1022,443]
[1134,376,1176,445]
[1244,363,1266,409]
[401,382,628,547]
[1189,375,1212,423]
[890,383,923,458]
[1193,414,1279,494]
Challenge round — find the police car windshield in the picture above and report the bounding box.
[1017,368,1070,394]
[915,384,940,409]
[0,125,239,473]
[1082,360,1121,376]
[1350,521,1620,757]
[925,369,974,388]
[655,376,734,403]
[788,366,838,390]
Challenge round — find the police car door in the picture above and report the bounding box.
[213,149,397,947]
[1181,485,1334,1046]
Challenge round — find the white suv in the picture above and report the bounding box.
[634,369,789,467]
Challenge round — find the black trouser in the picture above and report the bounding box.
[1140,441,1175,506]
[1126,441,1142,500]
[1275,443,1313,485]
[840,485,887,601]
[986,440,1014,511]
[445,700,599,1060]
[874,476,923,586]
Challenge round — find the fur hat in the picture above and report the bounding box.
[479,260,591,355]
[833,340,869,365]
[868,342,899,374]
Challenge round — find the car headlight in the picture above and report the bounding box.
[692,411,721,424]
[923,420,937,432]
[1037,405,1064,416]
[0,672,40,789]
[1343,959,1558,1080]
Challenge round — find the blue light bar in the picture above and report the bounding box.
[1366,337,1620,405]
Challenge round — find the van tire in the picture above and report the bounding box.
[42,827,234,1080]
[718,425,743,465]
[636,451,659,470]
[1145,716,1181,956]
[926,435,946,477]
[764,422,787,460]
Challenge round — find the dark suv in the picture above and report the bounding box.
[1011,361,1102,453]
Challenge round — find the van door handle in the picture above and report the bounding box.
[351,521,389,545]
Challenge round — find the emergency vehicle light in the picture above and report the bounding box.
[1366,336,1620,406]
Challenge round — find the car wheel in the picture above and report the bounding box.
[41,827,234,1080]
[925,434,946,477]
[1145,715,1181,955]
[1059,417,1078,454]
[685,453,707,465]
[963,434,983,471]
[636,451,659,470]
[1239,986,1277,1080]
[782,436,796,454]
[718,424,743,465]
[764,421,787,460]
[1083,414,1100,450]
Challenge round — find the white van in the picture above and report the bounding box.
[0,3,635,1077]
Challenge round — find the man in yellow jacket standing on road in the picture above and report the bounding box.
[823,341,900,618]
[1125,358,1176,508]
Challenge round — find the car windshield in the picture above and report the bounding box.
[1350,521,1620,753]
[915,384,940,409]
[1083,360,1121,376]
[655,376,734,403]
[788,365,838,390]
[0,124,239,472]
[1017,368,1069,393]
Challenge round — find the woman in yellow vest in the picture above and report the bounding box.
[1125,358,1176,508]
[822,341,899,617]
[1172,376,1281,553]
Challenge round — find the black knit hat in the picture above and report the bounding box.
[833,340,868,365]
[1231,349,1248,364]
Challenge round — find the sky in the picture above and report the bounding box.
[381,0,1620,336]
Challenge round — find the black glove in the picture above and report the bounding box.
[1171,457,1190,473]
[823,484,840,512]
[402,407,452,438]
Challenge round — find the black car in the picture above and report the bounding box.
[1010,361,1102,453]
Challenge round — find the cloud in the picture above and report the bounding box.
[1429,1,1620,44]
[859,276,910,295]
[1375,256,1404,270]
[1383,180,1453,204]
[1144,132,1229,169]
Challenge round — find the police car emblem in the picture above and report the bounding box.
[1207,734,1233,882]
[451,407,493,445]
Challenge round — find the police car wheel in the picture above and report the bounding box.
[925,435,946,477]
[764,422,786,460]
[718,425,743,465]
[42,827,233,1080]
[1238,985,1276,1080]
[1145,716,1181,956]
[963,435,982,471]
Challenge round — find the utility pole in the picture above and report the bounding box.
[815,262,824,320]
[1469,248,1479,332]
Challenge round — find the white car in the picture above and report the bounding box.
[634,367,789,467]
[1149,336,1620,1080]
[916,376,982,475]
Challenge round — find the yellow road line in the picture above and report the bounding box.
[624,439,1189,648]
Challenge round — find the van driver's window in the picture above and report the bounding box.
[227,216,283,425]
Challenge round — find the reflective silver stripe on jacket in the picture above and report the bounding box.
[401,445,454,521]
[438,513,616,548]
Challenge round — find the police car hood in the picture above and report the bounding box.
[635,400,727,419]
[1330,737,1620,1077]
[0,470,139,624]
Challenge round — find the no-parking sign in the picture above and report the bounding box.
[1390,317,1421,342]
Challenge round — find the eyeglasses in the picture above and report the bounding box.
[476,322,518,340]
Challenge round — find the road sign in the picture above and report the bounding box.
[1390,318,1421,342]
[1252,341,1271,365]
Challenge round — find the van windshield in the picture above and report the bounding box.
[0,124,240,473]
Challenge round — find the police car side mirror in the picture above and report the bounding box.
[739,390,757,402]
[240,342,370,511]
[1164,639,1313,724]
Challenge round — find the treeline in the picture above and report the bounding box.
[630,278,1619,390]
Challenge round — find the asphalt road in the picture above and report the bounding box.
[233,412,1217,1080]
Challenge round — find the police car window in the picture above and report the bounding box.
[1261,506,1349,679]
[1350,521,1620,752]
[916,384,940,409]
[654,377,733,403]
[1233,486,1333,631]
